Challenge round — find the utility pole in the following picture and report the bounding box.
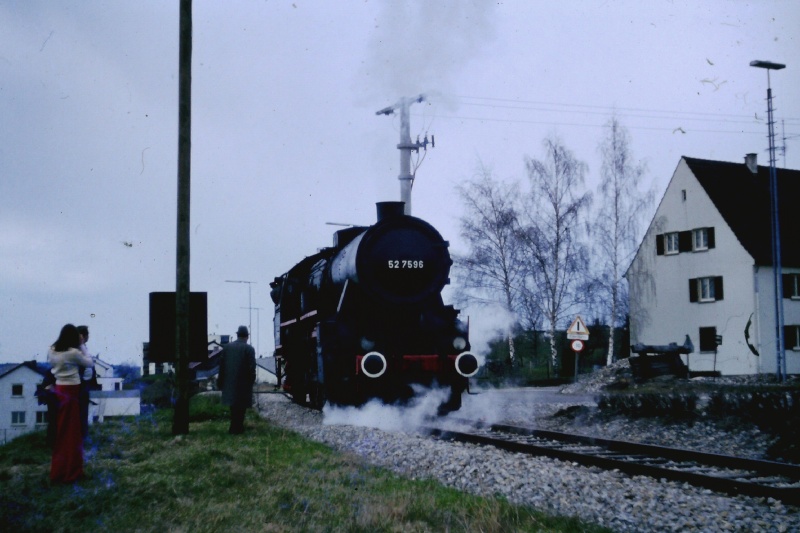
[750,59,786,381]
[376,95,434,215]
[173,0,192,435]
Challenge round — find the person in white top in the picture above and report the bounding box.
[48,324,94,483]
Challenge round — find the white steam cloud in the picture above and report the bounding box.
[321,381,516,434]
[323,385,451,432]
[360,1,497,103]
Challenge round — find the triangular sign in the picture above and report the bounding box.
[567,316,587,335]
[566,316,589,340]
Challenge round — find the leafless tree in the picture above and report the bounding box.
[518,136,592,374]
[453,162,525,363]
[592,116,653,366]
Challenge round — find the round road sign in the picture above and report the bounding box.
[570,339,585,352]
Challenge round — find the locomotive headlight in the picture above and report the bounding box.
[361,351,387,378]
[452,336,467,351]
[455,351,480,378]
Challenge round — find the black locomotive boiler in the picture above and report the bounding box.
[269,201,478,414]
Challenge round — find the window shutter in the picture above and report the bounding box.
[714,276,724,301]
[656,234,664,255]
[783,274,793,299]
[707,227,715,249]
[689,278,698,302]
[785,325,798,350]
[679,231,692,252]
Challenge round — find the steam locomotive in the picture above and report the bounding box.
[269,201,478,414]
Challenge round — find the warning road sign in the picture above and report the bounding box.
[566,316,589,340]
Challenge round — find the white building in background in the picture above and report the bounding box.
[89,357,140,422]
[88,389,141,422]
[0,362,47,444]
[627,155,800,376]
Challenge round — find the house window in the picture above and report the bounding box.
[11,384,23,397]
[699,327,718,352]
[11,412,25,425]
[665,232,679,254]
[700,278,714,300]
[689,276,724,302]
[36,411,48,424]
[693,228,709,251]
[657,229,714,256]
[783,274,800,299]
[786,325,800,351]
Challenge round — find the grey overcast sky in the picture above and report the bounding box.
[1,1,798,365]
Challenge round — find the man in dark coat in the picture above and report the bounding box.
[218,326,256,434]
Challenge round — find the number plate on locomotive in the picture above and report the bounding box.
[387,260,424,269]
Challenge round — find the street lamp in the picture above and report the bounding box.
[226,279,256,344]
[750,59,786,381]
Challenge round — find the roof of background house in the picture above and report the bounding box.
[0,363,19,379]
[0,361,44,380]
[95,358,113,371]
[685,157,800,267]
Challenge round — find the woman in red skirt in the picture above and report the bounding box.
[47,324,94,483]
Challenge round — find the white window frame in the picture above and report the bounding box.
[693,228,709,251]
[699,277,715,302]
[791,325,800,351]
[36,411,48,425]
[790,274,800,299]
[11,383,23,397]
[665,232,679,254]
[11,411,26,425]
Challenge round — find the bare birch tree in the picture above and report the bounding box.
[593,116,653,366]
[518,136,592,375]
[454,162,525,364]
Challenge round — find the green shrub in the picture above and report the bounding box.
[188,393,227,421]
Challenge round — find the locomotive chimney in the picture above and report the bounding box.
[376,201,405,222]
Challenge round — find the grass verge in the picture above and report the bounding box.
[1,396,608,532]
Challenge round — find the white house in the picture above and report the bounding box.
[88,389,141,422]
[0,362,47,444]
[89,357,140,422]
[627,155,800,376]
[94,357,113,379]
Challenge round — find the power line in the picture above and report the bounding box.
[414,112,786,136]
[450,93,800,124]
[461,101,773,126]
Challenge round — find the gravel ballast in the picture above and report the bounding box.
[256,388,799,533]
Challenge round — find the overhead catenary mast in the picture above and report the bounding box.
[376,94,434,215]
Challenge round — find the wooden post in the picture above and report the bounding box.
[172,0,192,435]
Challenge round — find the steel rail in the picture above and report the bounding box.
[425,424,800,506]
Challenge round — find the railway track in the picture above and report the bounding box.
[425,422,800,506]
